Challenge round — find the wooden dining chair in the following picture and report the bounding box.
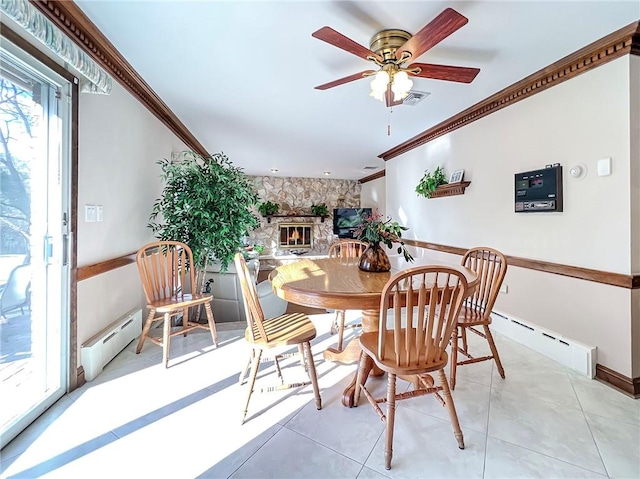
[136,241,218,367]
[355,265,470,470]
[450,247,507,390]
[234,253,322,423]
[328,239,368,350]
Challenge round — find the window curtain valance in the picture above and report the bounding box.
[1,0,112,94]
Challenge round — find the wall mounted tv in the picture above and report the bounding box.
[333,208,372,238]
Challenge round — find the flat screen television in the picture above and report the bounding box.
[333,208,372,238]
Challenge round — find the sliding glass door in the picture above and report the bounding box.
[0,40,71,447]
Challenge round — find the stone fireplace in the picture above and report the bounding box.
[279,223,313,250]
[246,175,362,261]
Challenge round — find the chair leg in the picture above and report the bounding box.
[461,327,468,355]
[354,351,370,406]
[303,341,322,410]
[336,310,346,351]
[239,350,253,385]
[384,373,397,470]
[437,369,464,449]
[162,312,171,368]
[484,325,505,379]
[182,307,189,336]
[330,310,340,335]
[242,349,262,423]
[136,309,156,354]
[204,302,218,347]
[450,326,459,390]
[298,344,308,373]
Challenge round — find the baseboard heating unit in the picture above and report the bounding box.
[490,310,597,378]
[81,308,143,381]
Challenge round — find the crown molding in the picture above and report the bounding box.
[380,20,640,161]
[31,0,208,156]
[359,169,385,184]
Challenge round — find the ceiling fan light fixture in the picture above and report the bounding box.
[370,70,389,102]
[391,71,413,101]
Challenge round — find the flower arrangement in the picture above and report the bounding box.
[353,209,414,263]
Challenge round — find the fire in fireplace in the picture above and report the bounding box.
[279,223,313,249]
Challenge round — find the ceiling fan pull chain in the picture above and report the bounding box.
[387,107,393,136]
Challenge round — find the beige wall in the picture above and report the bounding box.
[387,56,637,376]
[630,55,640,273]
[76,80,187,352]
[630,56,640,376]
[0,19,189,363]
[360,176,386,218]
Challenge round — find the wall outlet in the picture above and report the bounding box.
[499,284,508,294]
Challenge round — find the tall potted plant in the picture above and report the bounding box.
[148,151,259,285]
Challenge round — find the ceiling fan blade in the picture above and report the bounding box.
[312,26,382,62]
[409,63,480,83]
[396,8,468,62]
[385,84,403,107]
[314,70,376,90]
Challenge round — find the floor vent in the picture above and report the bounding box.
[490,309,596,377]
[81,308,143,381]
[403,90,430,106]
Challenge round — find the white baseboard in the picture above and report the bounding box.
[490,310,597,378]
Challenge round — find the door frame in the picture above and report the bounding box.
[1,23,79,391]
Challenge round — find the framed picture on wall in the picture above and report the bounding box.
[449,169,464,183]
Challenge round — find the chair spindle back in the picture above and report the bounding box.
[461,247,507,318]
[329,239,367,263]
[137,241,195,304]
[378,266,469,368]
[234,253,268,342]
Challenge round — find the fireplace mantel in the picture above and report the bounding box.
[265,214,327,223]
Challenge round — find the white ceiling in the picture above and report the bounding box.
[75,1,639,180]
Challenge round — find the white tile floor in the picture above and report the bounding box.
[1,312,639,479]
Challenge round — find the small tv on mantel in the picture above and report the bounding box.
[333,208,372,238]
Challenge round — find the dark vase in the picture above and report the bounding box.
[358,242,391,272]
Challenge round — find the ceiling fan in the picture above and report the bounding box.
[312,8,480,107]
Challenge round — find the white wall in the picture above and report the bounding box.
[360,176,386,218]
[77,80,186,351]
[387,56,637,376]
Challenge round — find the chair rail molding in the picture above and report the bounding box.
[402,239,640,289]
[77,252,137,281]
[380,20,640,161]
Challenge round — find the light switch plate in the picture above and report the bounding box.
[597,157,611,176]
[96,205,103,222]
[85,204,96,222]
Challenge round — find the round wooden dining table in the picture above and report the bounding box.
[269,255,479,407]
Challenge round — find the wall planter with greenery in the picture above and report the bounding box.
[415,166,471,198]
[415,166,448,198]
[310,202,329,218]
[148,151,258,282]
[257,200,280,217]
